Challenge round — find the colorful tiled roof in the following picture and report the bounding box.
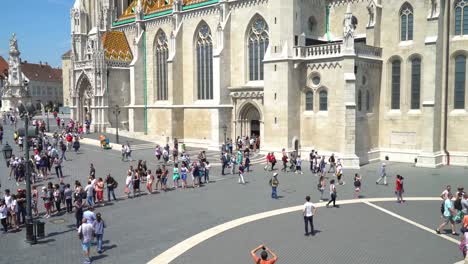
[117,0,217,21]
[102,31,133,62]
[118,0,173,21]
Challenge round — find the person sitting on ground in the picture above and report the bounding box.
[250,244,278,264]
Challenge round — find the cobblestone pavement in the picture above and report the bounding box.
[1,119,468,263]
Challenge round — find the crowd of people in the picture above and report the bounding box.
[4,111,468,263]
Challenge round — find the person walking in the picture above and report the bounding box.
[93,212,105,254]
[125,171,133,198]
[146,170,154,193]
[121,145,126,161]
[238,162,246,184]
[125,142,133,162]
[105,174,117,202]
[436,192,457,235]
[269,173,279,199]
[250,244,278,264]
[376,163,387,185]
[328,153,336,173]
[84,181,94,207]
[0,199,8,233]
[78,218,95,264]
[95,178,104,204]
[303,195,317,236]
[64,184,73,213]
[318,175,326,202]
[336,161,344,185]
[295,156,303,174]
[53,157,63,179]
[395,175,405,203]
[172,164,180,190]
[326,180,337,208]
[354,173,362,199]
[74,195,84,228]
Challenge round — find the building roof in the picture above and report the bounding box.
[21,62,62,83]
[117,0,214,21]
[102,31,133,62]
[0,56,8,80]
[62,50,72,59]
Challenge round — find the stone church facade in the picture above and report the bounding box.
[68,0,468,168]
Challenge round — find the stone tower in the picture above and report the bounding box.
[1,33,30,112]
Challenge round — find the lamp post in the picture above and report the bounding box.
[17,103,37,244]
[45,110,50,132]
[222,124,227,151]
[113,105,121,144]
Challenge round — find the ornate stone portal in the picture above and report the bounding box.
[1,33,30,112]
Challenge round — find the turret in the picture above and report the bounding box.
[71,0,89,61]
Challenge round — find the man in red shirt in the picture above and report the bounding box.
[251,244,278,264]
[395,174,404,203]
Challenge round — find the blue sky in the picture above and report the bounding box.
[0,0,74,68]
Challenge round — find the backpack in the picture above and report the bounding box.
[80,191,87,199]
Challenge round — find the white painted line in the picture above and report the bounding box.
[364,201,459,244]
[147,197,442,264]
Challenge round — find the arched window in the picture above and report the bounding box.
[196,24,213,100]
[455,55,466,109]
[366,90,371,111]
[319,90,328,111]
[155,30,168,101]
[357,90,362,111]
[455,0,468,35]
[391,60,401,109]
[411,58,421,109]
[400,3,414,41]
[305,91,313,111]
[248,17,269,81]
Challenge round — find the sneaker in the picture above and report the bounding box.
[319,199,324,202]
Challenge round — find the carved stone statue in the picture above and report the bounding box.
[343,3,357,52]
[367,3,375,27]
[9,33,18,54]
[431,0,439,18]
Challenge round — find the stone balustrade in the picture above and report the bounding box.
[294,42,382,59]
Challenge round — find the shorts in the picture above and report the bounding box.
[162,177,167,185]
[44,202,51,210]
[81,242,91,251]
[181,174,187,181]
[443,215,454,224]
[172,175,180,181]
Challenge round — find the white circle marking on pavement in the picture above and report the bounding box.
[148,197,448,264]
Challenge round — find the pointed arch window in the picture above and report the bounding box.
[319,90,328,111]
[305,91,313,111]
[455,0,468,35]
[391,60,401,110]
[357,90,362,111]
[248,17,269,81]
[196,24,213,100]
[400,3,414,41]
[366,90,371,112]
[155,30,168,101]
[411,58,421,109]
[454,55,466,109]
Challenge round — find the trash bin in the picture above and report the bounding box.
[26,222,35,242]
[36,221,45,238]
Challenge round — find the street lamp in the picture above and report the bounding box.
[113,105,121,144]
[222,124,227,146]
[17,102,37,244]
[2,142,13,165]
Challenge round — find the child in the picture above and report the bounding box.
[295,156,303,174]
[354,173,361,199]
